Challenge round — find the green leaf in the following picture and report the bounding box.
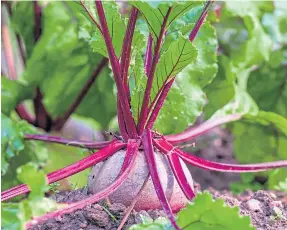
[132,1,201,40]
[224,1,272,17]
[75,67,117,129]
[129,217,172,230]
[177,192,254,230]
[1,203,22,230]
[269,169,287,192]
[20,2,116,127]
[1,163,57,230]
[11,1,35,58]
[130,51,147,123]
[179,22,218,88]
[17,163,48,198]
[154,75,205,134]
[232,15,272,68]
[247,49,287,117]
[153,22,219,134]
[1,114,48,190]
[90,1,126,57]
[151,34,197,100]
[232,119,287,184]
[2,114,25,175]
[203,56,235,118]
[223,2,273,69]
[233,112,287,189]
[1,77,34,115]
[262,2,287,44]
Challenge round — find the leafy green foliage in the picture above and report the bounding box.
[1,77,33,115]
[154,21,218,134]
[130,51,147,122]
[129,192,254,230]
[11,1,35,59]
[151,34,197,100]
[203,56,235,117]
[269,169,287,192]
[1,114,48,190]
[4,1,117,128]
[177,192,254,230]
[89,1,126,57]
[129,217,172,230]
[132,1,201,41]
[1,163,57,230]
[198,1,287,191]
[247,49,287,117]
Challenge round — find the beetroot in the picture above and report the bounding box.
[88,150,193,211]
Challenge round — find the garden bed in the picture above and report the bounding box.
[30,187,287,230]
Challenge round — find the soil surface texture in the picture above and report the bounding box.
[29,187,287,230]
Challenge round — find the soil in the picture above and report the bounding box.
[30,187,287,230]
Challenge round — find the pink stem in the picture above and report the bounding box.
[154,139,195,200]
[165,114,242,145]
[26,140,139,228]
[118,139,140,177]
[146,77,175,129]
[24,134,111,149]
[1,7,34,123]
[189,0,214,42]
[54,58,108,130]
[95,1,137,138]
[1,141,125,201]
[144,33,153,76]
[137,8,172,135]
[1,9,17,80]
[117,98,129,142]
[33,1,41,42]
[176,148,287,173]
[15,104,35,125]
[120,7,138,101]
[80,0,103,34]
[142,129,180,230]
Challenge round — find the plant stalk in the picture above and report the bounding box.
[137,8,172,134]
[24,134,111,149]
[120,7,138,101]
[165,114,242,144]
[95,1,138,138]
[144,34,153,76]
[1,5,34,123]
[142,129,180,230]
[1,141,125,201]
[177,148,287,172]
[189,0,214,42]
[155,138,195,200]
[146,77,175,129]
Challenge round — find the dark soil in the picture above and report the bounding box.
[30,187,287,230]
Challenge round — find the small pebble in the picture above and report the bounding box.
[246,199,261,212]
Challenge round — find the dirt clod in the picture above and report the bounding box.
[109,203,126,218]
[85,209,110,227]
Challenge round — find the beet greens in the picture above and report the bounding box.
[2,1,287,229]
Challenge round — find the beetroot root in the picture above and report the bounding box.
[88,150,194,211]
